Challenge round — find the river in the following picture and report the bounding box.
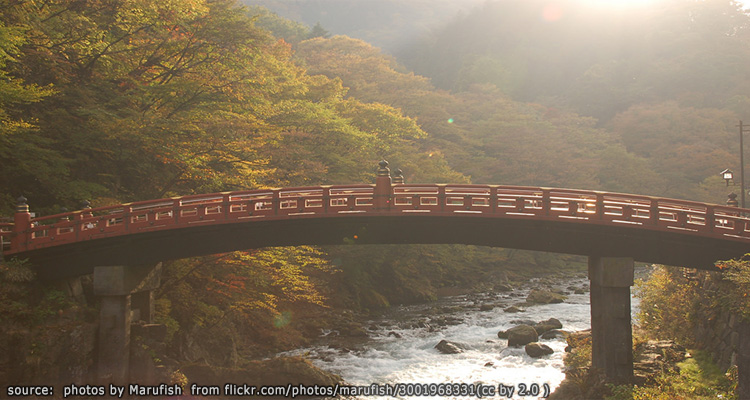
[283,275,641,399]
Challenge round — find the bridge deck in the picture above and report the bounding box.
[2,184,749,276]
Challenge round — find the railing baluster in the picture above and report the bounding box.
[490,187,497,214]
[650,199,660,225]
[323,187,330,214]
[439,186,446,212]
[705,205,714,233]
[272,190,280,215]
[571,200,580,216]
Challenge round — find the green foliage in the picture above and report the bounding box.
[294,35,665,195]
[33,290,74,323]
[606,350,735,400]
[635,267,701,345]
[566,336,591,366]
[717,256,750,319]
[1,0,448,212]
[0,258,36,323]
[246,6,310,44]
[635,263,748,398]
[154,298,180,344]
[158,247,336,331]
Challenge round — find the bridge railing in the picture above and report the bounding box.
[0,222,12,254]
[3,182,750,255]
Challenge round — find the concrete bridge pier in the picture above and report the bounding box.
[588,256,634,384]
[93,263,162,384]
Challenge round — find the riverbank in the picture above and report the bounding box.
[277,272,594,398]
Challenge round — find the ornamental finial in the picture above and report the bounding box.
[727,192,739,207]
[377,160,390,177]
[392,168,404,184]
[16,195,29,213]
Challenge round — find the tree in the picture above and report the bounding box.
[307,22,329,39]
[0,16,62,213]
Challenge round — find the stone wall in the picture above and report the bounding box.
[692,271,744,372]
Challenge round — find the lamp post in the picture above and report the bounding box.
[721,121,750,209]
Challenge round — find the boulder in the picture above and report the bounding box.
[540,329,569,340]
[526,289,566,304]
[540,317,563,328]
[497,330,508,339]
[435,340,465,354]
[533,318,563,335]
[479,304,495,312]
[525,342,554,358]
[633,340,688,385]
[387,331,403,339]
[510,319,536,325]
[506,325,539,347]
[503,306,525,313]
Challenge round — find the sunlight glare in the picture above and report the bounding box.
[542,4,564,22]
[581,0,661,9]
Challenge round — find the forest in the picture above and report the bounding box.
[1,0,750,396]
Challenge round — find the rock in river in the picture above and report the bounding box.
[506,325,539,347]
[540,329,569,340]
[435,340,466,354]
[525,342,554,358]
[533,318,563,335]
[526,289,566,304]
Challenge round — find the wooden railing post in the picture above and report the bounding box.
[323,187,330,214]
[11,196,31,252]
[223,193,231,220]
[438,186,446,212]
[490,187,498,214]
[172,199,180,225]
[705,205,715,233]
[650,199,660,225]
[272,189,280,215]
[374,160,392,212]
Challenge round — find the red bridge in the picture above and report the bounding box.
[2,161,749,278]
[3,161,749,386]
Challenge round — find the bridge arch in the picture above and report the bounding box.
[2,161,749,386]
[2,161,749,278]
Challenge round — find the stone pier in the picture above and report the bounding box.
[588,256,634,384]
[93,263,162,384]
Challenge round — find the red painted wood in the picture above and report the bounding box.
[3,184,750,255]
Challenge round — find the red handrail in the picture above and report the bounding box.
[4,184,750,255]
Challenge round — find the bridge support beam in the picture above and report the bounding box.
[588,256,634,384]
[93,263,162,384]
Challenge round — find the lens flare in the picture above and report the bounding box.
[542,4,564,22]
